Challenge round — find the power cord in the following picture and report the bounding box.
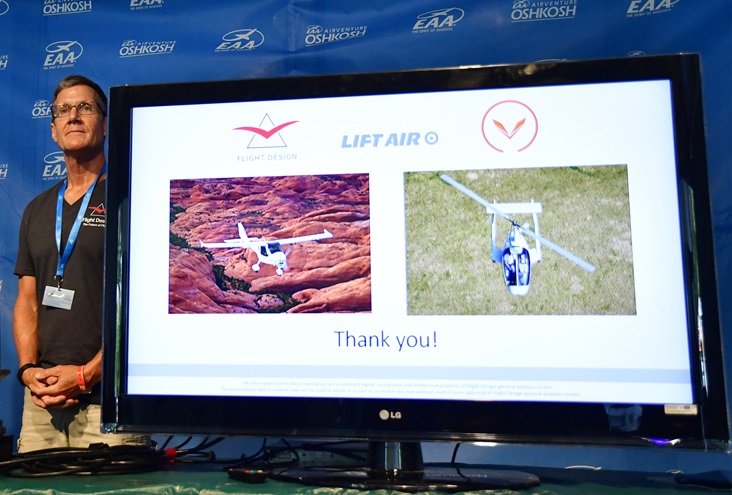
[0,443,169,478]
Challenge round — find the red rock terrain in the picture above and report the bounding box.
[169,174,371,313]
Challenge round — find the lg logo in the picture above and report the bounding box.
[379,409,402,420]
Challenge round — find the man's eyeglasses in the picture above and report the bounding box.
[51,101,106,119]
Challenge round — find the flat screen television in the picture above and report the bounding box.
[101,54,727,490]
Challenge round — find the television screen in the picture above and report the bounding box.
[102,54,726,486]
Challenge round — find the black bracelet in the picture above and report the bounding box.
[17,363,41,386]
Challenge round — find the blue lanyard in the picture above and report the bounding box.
[54,164,106,286]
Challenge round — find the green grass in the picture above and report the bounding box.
[405,166,635,315]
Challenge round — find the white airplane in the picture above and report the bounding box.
[200,223,333,276]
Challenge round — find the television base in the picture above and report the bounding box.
[0,369,12,461]
[269,441,540,492]
[0,431,11,462]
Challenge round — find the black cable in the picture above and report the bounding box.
[1,437,271,477]
[0,444,168,478]
[450,442,461,464]
[158,435,174,451]
[171,436,227,463]
[225,437,268,469]
[188,436,225,452]
[171,436,193,451]
[277,437,301,465]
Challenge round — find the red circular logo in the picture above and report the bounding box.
[481,100,538,153]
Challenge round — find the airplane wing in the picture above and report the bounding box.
[200,222,263,249]
[275,229,333,245]
[200,239,249,248]
[199,224,331,249]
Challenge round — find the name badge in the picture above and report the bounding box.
[42,285,75,310]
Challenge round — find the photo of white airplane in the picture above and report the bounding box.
[200,223,333,276]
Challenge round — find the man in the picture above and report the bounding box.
[13,75,146,452]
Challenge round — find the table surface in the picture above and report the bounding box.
[0,462,730,495]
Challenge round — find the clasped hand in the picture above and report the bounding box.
[26,365,82,410]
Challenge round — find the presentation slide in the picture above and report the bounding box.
[124,80,692,405]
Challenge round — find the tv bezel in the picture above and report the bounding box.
[101,54,728,449]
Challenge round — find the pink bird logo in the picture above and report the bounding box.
[234,120,298,139]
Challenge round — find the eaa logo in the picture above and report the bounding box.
[511,0,577,22]
[43,0,93,16]
[481,100,538,153]
[130,0,164,9]
[627,0,680,16]
[119,39,176,57]
[43,152,67,180]
[233,114,298,149]
[412,8,465,32]
[44,40,83,69]
[0,1,9,16]
[304,24,367,46]
[215,29,265,52]
[32,100,53,119]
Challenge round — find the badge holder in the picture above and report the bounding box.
[42,276,74,310]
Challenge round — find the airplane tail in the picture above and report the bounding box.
[236,222,256,248]
[199,223,253,249]
[238,223,248,241]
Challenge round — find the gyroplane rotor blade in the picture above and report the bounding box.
[440,174,596,273]
[514,222,595,272]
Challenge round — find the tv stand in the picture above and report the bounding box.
[269,441,540,492]
[0,369,11,461]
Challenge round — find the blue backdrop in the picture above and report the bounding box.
[1,0,731,468]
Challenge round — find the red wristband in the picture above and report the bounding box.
[77,365,91,394]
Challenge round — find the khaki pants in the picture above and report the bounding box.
[18,388,149,453]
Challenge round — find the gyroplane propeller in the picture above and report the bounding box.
[200,223,332,276]
[440,174,595,295]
